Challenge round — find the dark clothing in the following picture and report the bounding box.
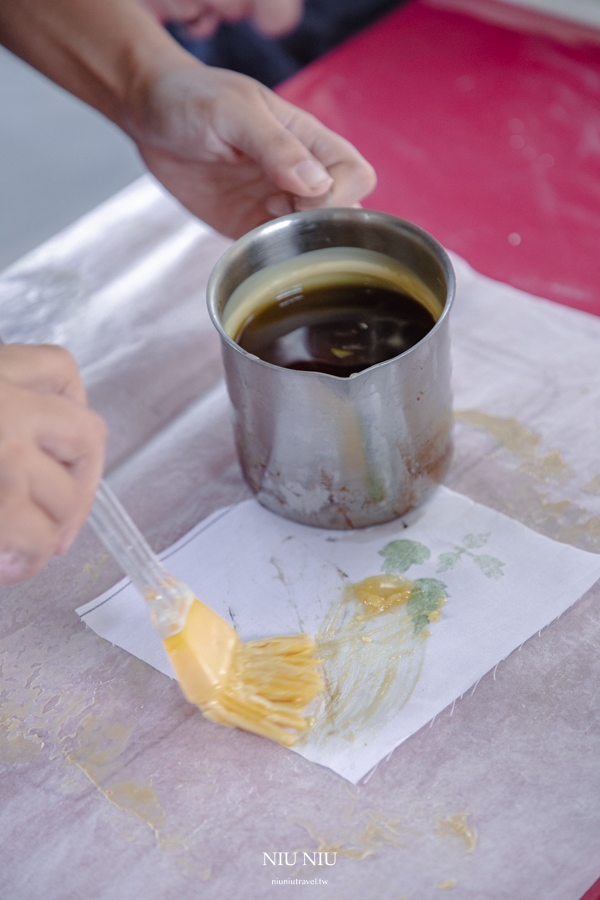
[168,0,404,88]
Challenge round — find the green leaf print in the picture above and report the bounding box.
[473,554,505,580]
[379,539,431,574]
[407,578,449,635]
[436,535,505,580]
[462,533,489,550]
[436,549,462,573]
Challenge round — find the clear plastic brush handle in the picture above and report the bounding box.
[88,480,193,638]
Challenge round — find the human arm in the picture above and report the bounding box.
[0,0,375,238]
[0,345,106,584]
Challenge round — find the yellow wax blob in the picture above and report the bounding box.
[351,574,415,615]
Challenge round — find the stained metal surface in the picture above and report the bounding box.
[208,209,454,528]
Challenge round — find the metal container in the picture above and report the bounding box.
[207,208,455,529]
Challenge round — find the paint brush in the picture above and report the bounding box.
[88,480,323,746]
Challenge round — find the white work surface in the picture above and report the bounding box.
[2,176,600,899]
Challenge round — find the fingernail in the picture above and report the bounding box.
[0,550,28,583]
[266,195,294,217]
[294,160,333,191]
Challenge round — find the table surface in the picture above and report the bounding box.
[2,2,600,899]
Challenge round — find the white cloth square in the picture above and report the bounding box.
[77,485,600,783]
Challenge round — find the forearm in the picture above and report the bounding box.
[0,0,195,134]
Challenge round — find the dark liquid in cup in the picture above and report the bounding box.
[235,283,437,377]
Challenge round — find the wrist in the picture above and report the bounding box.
[121,48,203,146]
[123,55,231,163]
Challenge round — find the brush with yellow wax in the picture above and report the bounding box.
[88,481,323,746]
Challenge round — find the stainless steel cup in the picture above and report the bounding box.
[207,208,455,529]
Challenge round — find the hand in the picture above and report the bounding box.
[0,0,375,238]
[0,345,106,584]
[140,0,303,38]
[132,63,376,238]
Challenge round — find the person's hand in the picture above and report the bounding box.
[131,63,377,238]
[0,0,375,239]
[0,344,106,584]
[140,0,303,38]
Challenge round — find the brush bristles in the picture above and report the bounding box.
[202,634,323,747]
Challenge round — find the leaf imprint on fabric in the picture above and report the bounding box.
[436,533,505,580]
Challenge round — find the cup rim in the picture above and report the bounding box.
[207,208,455,381]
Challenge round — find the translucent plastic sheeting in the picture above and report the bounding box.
[2,177,600,899]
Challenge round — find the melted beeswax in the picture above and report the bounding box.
[435,813,477,853]
[301,572,448,749]
[351,574,414,615]
[303,574,425,747]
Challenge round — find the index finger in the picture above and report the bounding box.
[268,97,377,207]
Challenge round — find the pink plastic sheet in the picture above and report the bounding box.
[279,0,600,314]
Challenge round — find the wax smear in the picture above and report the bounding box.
[435,812,477,852]
[583,474,600,496]
[300,573,447,752]
[455,411,600,553]
[291,804,477,890]
[455,410,571,481]
[295,808,406,861]
[0,640,190,860]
